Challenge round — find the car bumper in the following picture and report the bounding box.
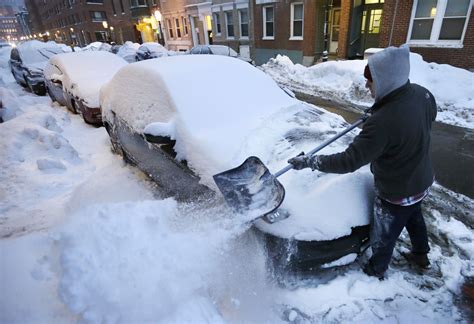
[256,225,370,273]
[81,104,103,125]
[26,77,46,96]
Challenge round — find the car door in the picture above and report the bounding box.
[113,115,212,201]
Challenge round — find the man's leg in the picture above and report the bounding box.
[403,201,431,268]
[368,197,409,275]
[405,201,430,255]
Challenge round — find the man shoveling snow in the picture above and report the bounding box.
[288,45,437,279]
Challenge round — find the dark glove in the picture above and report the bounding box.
[288,154,322,171]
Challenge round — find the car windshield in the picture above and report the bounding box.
[210,46,238,57]
[20,47,64,64]
[190,46,212,54]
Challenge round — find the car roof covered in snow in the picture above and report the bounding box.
[101,54,373,241]
[46,51,127,108]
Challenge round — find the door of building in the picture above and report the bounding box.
[348,0,384,58]
[360,2,384,52]
[329,8,341,54]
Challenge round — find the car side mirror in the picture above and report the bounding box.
[51,79,62,86]
[144,133,176,145]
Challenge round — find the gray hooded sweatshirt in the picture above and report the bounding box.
[318,45,437,200]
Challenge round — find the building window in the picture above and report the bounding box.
[408,0,471,46]
[130,0,147,8]
[90,11,106,22]
[175,18,181,38]
[225,11,234,38]
[182,17,188,35]
[86,0,104,4]
[213,13,221,35]
[167,19,174,38]
[263,6,274,39]
[239,9,249,38]
[290,3,304,39]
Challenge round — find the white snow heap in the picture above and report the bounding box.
[44,51,127,108]
[261,53,474,129]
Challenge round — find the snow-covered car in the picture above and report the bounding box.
[189,45,252,64]
[44,51,127,124]
[80,42,112,52]
[116,41,140,63]
[135,42,170,61]
[101,55,374,272]
[9,40,65,95]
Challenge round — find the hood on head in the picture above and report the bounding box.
[368,44,410,102]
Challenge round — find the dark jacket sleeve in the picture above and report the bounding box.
[317,116,388,174]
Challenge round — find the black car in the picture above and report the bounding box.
[100,55,373,274]
[9,40,64,95]
[135,42,170,61]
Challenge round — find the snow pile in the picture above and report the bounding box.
[45,51,127,108]
[261,55,371,104]
[55,200,275,323]
[261,53,474,129]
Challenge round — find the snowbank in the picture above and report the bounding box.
[45,51,127,108]
[261,53,474,129]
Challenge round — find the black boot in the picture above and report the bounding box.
[401,252,431,270]
[362,261,385,280]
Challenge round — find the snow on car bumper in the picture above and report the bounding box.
[256,225,370,273]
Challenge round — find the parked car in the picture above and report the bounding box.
[44,51,127,124]
[0,41,12,48]
[100,55,373,273]
[135,42,170,61]
[188,45,252,63]
[116,41,140,63]
[80,41,112,52]
[9,40,64,95]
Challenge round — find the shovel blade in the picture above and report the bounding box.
[213,156,285,221]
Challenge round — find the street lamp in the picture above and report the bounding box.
[102,21,108,29]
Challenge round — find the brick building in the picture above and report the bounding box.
[24,0,150,46]
[338,0,473,70]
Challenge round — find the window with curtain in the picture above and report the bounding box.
[239,9,249,38]
[291,3,304,39]
[226,11,234,38]
[263,6,274,38]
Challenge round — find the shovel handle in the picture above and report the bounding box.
[274,113,370,178]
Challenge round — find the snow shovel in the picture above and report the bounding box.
[213,112,371,224]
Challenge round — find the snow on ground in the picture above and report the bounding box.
[1,49,473,323]
[261,53,474,129]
